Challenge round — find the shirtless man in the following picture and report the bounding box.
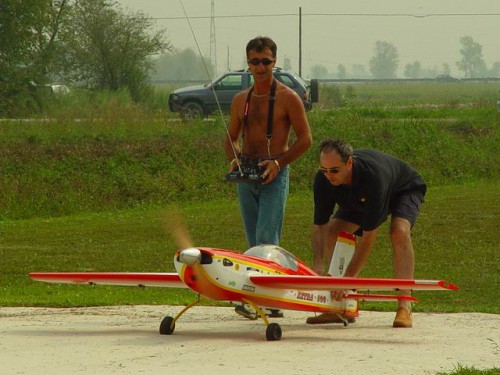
[224,36,312,248]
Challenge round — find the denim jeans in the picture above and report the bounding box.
[237,165,289,247]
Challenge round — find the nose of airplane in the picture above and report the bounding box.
[178,248,202,266]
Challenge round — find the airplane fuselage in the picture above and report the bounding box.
[174,247,358,317]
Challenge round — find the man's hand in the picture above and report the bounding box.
[330,289,346,301]
[259,159,281,184]
[227,158,240,173]
[313,262,324,275]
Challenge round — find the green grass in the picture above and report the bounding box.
[330,81,500,107]
[0,181,498,312]
[1,80,498,375]
[0,81,499,314]
[438,365,500,375]
[1,104,498,220]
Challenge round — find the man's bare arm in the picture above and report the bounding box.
[311,224,332,275]
[344,228,378,277]
[224,93,244,163]
[329,228,378,301]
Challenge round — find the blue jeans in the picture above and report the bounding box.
[237,166,289,247]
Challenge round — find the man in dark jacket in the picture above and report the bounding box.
[308,139,427,328]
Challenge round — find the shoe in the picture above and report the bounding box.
[393,307,412,328]
[306,312,356,324]
[266,309,284,318]
[235,305,258,320]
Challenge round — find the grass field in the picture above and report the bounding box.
[1,180,498,314]
[1,81,499,308]
[1,82,499,375]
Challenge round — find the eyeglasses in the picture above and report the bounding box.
[319,167,341,174]
[247,57,275,66]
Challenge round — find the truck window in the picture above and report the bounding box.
[215,75,243,90]
[275,75,296,88]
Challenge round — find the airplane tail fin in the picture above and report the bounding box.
[327,232,356,277]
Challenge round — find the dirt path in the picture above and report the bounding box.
[0,306,498,375]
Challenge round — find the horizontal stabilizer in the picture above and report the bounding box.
[29,272,187,288]
[250,275,459,292]
[345,293,419,302]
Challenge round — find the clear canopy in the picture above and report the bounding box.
[244,244,298,271]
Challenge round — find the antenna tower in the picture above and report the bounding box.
[209,0,217,75]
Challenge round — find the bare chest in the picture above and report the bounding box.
[241,97,291,157]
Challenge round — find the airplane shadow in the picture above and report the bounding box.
[7,321,418,345]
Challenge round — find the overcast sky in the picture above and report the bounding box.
[117,0,500,77]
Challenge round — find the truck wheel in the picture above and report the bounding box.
[181,101,205,120]
[310,79,319,103]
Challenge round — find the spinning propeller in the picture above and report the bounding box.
[161,207,201,266]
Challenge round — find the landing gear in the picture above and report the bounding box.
[159,296,284,341]
[242,299,283,341]
[159,296,200,335]
[265,323,282,341]
[159,316,175,335]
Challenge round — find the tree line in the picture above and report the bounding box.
[309,37,499,80]
[2,1,498,117]
[0,0,170,117]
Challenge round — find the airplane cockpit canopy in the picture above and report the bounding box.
[244,244,298,271]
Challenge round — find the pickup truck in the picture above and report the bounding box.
[168,67,318,119]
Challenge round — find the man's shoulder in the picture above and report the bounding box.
[354,148,381,156]
[276,81,300,99]
[235,89,249,100]
[231,89,249,107]
[275,83,304,114]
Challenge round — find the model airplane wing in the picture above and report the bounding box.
[250,275,459,291]
[29,272,187,288]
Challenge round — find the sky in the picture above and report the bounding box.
[117,0,500,78]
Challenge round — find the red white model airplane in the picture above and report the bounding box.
[29,230,458,341]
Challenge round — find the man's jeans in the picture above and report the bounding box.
[237,165,289,247]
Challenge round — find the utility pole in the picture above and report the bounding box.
[298,7,302,77]
[210,0,217,75]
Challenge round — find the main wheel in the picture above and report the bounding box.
[265,323,282,341]
[159,316,175,335]
[181,101,204,120]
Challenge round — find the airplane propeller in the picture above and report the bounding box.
[161,206,193,249]
[161,206,201,266]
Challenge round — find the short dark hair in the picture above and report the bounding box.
[246,36,277,58]
[319,139,353,162]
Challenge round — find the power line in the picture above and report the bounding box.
[304,13,500,17]
[151,12,500,20]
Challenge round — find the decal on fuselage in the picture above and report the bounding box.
[297,291,314,301]
[242,284,256,292]
[296,291,328,304]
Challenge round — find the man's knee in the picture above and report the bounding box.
[390,218,412,246]
[328,219,358,238]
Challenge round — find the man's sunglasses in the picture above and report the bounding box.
[247,57,275,66]
[319,167,341,174]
